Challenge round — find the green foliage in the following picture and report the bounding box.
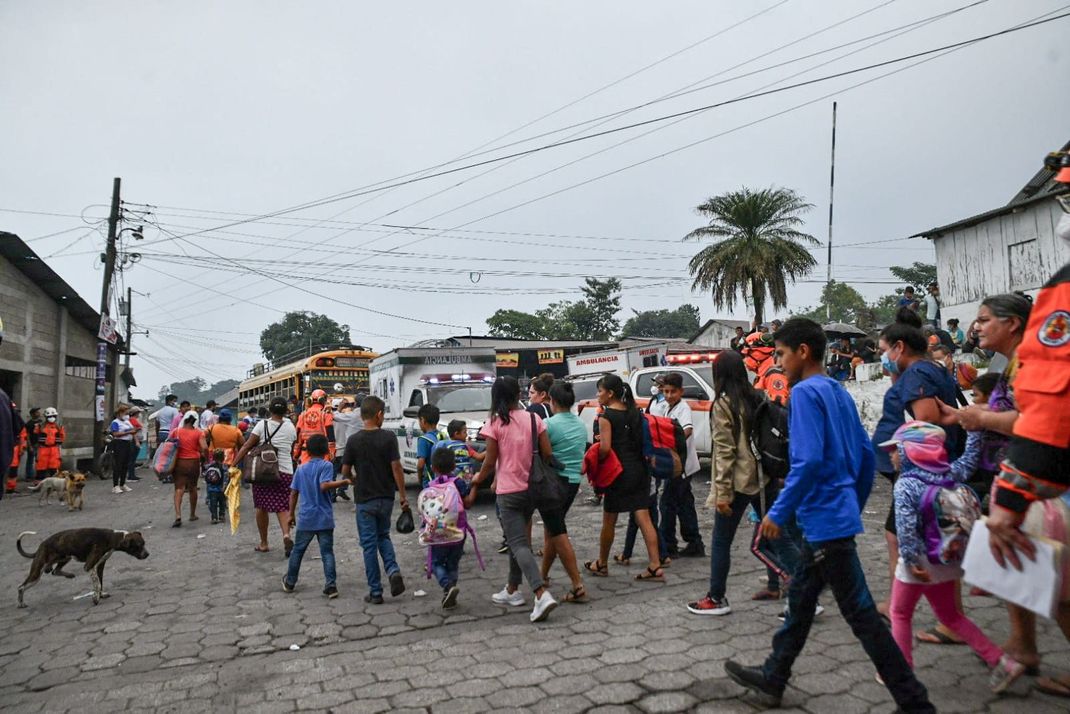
[259,311,351,363]
[795,281,867,324]
[156,378,240,405]
[485,278,622,341]
[685,186,818,323]
[889,262,937,291]
[620,304,701,338]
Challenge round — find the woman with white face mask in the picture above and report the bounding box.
[109,406,138,494]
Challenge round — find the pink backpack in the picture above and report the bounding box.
[417,475,484,575]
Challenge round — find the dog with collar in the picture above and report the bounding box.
[17,529,149,607]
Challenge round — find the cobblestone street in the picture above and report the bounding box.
[0,468,1066,713]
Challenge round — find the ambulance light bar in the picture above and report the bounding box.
[666,352,720,364]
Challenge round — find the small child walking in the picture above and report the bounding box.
[426,447,471,609]
[283,434,349,598]
[203,449,228,524]
[880,421,1025,693]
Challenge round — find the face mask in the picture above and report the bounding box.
[881,351,900,376]
[1056,213,1070,244]
[47,416,57,422]
[121,415,130,422]
[650,385,660,397]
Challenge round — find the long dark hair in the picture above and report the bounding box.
[597,373,636,412]
[490,376,521,424]
[711,351,760,443]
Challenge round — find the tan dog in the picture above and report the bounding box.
[64,471,87,511]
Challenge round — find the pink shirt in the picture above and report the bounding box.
[481,409,545,495]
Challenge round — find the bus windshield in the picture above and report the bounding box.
[427,384,493,413]
[308,370,369,395]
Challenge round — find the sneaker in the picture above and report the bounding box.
[282,578,295,593]
[389,571,405,597]
[496,540,509,554]
[211,518,218,525]
[338,490,350,501]
[127,475,142,481]
[530,590,558,623]
[778,604,825,621]
[687,595,731,616]
[491,587,525,606]
[122,484,133,492]
[363,593,384,604]
[724,660,783,707]
[989,654,1026,693]
[324,586,339,599]
[584,495,601,506]
[442,585,460,609]
[679,543,706,558]
[111,486,123,494]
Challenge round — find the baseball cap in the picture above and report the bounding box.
[877,420,950,473]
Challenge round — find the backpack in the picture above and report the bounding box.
[905,476,983,565]
[751,397,790,481]
[203,461,226,487]
[434,439,472,477]
[641,412,687,480]
[416,475,484,574]
[417,431,446,483]
[243,421,283,485]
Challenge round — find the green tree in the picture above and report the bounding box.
[577,277,622,341]
[620,304,701,338]
[259,311,350,364]
[486,309,548,340]
[156,378,241,405]
[796,281,868,324]
[685,187,818,324]
[889,262,937,291]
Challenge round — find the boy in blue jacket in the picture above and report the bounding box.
[725,318,934,713]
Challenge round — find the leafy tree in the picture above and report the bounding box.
[889,262,937,291]
[796,281,868,324]
[620,304,701,338]
[156,378,241,405]
[577,277,622,341]
[685,187,818,324]
[259,311,350,364]
[486,309,548,340]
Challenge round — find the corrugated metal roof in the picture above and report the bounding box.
[0,231,125,349]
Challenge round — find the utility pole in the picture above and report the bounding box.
[94,177,121,475]
[826,102,837,321]
[124,287,133,369]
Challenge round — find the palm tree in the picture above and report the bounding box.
[685,186,819,325]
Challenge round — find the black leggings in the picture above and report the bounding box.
[112,440,132,487]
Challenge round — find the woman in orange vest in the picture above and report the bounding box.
[33,407,65,480]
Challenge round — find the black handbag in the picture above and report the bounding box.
[526,414,568,511]
[395,506,415,534]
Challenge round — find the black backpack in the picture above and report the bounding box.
[751,397,790,481]
[203,462,226,487]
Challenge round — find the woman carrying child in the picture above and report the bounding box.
[880,420,1025,693]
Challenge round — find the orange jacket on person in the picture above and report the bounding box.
[995,263,1070,512]
[33,422,65,472]
[294,403,335,464]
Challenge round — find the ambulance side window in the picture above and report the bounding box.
[679,374,708,400]
[408,390,423,408]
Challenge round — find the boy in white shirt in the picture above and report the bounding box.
[649,372,705,558]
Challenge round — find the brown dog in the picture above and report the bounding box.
[17,529,149,607]
[28,470,86,510]
[64,471,87,511]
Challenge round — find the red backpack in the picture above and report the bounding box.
[641,412,687,480]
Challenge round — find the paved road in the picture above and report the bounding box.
[0,467,1066,713]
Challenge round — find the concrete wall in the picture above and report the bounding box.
[0,257,114,466]
[932,198,1070,328]
[690,322,739,349]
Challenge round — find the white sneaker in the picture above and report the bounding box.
[111,486,123,494]
[778,603,825,621]
[491,587,525,606]
[530,590,558,623]
[121,484,133,492]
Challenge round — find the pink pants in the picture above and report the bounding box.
[889,578,1002,668]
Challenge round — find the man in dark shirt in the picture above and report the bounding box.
[341,395,408,604]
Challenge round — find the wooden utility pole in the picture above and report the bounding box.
[124,286,133,369]
[93,177,121,475]
[826,102,837,321]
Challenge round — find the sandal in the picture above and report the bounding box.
[583,560,608,577]
[635,567,664,582]
[1036,674,1070,698]
[660,557,672,568]
[613,554,630,566]
[916,627,965,645]
[253,545,270,553]
[171,519,182,528]
[188,515,199,522]
[564,585,589,604]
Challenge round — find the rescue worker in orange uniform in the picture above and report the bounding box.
[741,330,789,403]
[6,406,24,494]
[988,152,1070,567]
[294,389,335,465]
[33,407,65,480]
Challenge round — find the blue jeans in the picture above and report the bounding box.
[431,543,463,589]
[623,486,669,561]
[356,498,399,597]
[708,487,784,600]
[22,448,36,481]
[762,537,933,713]
[659,475,703,552]
[285,529,336,589]
[206,491,226,520]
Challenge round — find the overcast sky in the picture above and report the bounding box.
[2,0,1068,399]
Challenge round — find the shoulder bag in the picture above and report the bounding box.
[243,420,283,485]
[527,413,568,511]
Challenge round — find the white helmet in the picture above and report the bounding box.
[44,407,58,418]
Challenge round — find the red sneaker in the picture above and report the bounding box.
[687,595,731,616]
